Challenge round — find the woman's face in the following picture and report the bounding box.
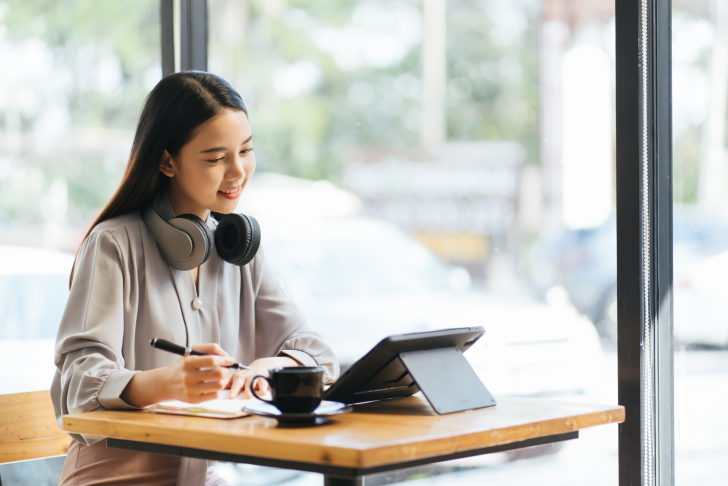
[160,109,255,219]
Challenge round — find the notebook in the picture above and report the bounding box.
[148,390,262,419]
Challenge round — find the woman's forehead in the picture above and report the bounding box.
[189,110,251,148]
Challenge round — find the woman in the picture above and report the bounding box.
[51,71,339,485]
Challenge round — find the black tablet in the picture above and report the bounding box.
[323,326,487,408]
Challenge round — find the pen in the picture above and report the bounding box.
[150,338,252,370]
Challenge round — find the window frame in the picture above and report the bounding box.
[160,0,207,75]
[616,0,674,484]
[166,0,677,484]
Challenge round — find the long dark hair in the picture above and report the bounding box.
[69,71,247,288]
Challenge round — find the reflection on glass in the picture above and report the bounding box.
[673,0,728,483]
[209,1,617,484]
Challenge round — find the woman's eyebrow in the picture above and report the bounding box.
[199,135,253,154]
[200,146,226,153]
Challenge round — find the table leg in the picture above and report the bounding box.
[324,475,363,486]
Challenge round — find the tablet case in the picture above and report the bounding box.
[399,347,496,414]
[323,327,496,414]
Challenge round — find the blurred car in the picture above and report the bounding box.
[0,245,75,394]
[527,207,728,342]
[674,248,728,346]
[260,216,604,397]
[527,213,617,339]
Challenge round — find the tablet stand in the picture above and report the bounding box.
[399,347,496,414]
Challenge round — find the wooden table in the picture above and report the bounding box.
[63,395,624,485]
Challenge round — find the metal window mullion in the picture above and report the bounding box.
[640,0,655,481]
[174,0,182,73]
[653,0,675,483]
[161,0,175,76]
[189,0,208,72]
[616,0,645,483]
[161,0,208,76]
[645,0,675,484]
[617,0,673,484]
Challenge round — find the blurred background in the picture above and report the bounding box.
[0,0,726,485]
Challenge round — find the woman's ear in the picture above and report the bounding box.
[159,150,176,178]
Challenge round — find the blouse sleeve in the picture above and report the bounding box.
[251,246,340,384]
[51,229,143,444]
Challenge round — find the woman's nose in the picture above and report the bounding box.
[228,156,245,181]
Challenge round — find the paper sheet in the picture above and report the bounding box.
[150,390,263,419]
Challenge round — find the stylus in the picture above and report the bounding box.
[150,338,252,370]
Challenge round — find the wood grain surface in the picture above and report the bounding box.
[63,395,624,468]
[0,390,72,464]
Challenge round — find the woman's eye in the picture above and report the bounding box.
[240,148,254,155]
[207,157,224,163]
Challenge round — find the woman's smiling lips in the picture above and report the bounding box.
[217,185,242,200]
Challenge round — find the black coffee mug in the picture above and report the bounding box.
[251,366,325,413]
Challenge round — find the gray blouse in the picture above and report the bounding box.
[51,189,339,485]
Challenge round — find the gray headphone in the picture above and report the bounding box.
[142,205,261,271]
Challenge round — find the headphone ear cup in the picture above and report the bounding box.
[175,214,214,265]
[215,213,261,266]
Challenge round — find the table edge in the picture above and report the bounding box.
[62,404,625,468]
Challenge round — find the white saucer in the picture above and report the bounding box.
[243,400,351,424]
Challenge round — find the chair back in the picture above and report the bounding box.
[0,391,71,464]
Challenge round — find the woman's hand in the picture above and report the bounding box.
[161,343,236,403]
[121,343,235,408]
[228,356,298,399]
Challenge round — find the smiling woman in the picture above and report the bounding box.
[51,71,339,486]
[159,111,255,220]
[156,109,256,291]
[68,72,252,288]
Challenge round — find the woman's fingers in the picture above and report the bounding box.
[191,343,230,356]
[182,366,231,397]
[186,365,230,383]
[164,351,240,403]
[254,376,269,392]
[175,357,278,400]
[220,372,234,390]
[244,374,269,399]
[184,355,235,369]
[228,372,269,399]
[182,370,233,400]
[229,373,247,398]
[177,380,228,403]
[188,379,231,394]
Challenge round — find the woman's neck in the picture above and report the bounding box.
[164,185,209,221]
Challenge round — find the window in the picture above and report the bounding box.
[2,1,688,484]
[208,1,618,484]
[672,1,728,482]
[0,0,160,394]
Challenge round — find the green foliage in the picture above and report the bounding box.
[447,0,540,164]
[1,0,159,129]
[209,0,540,183]
[0,0,541,241]
[0,0,159,228]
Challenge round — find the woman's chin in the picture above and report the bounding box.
[208,200,238,215]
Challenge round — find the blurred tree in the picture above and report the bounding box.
[2,0,159,128]
[446,0,540,164]
[208,0,540,184]
[0,0,542,246]
[0,0,159,242]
